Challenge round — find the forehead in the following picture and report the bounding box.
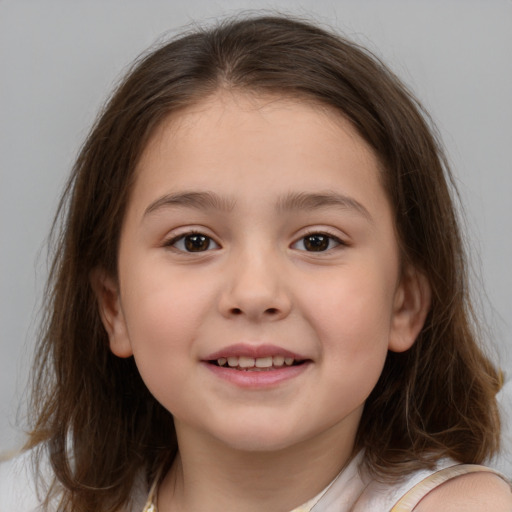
[130,91,387,217]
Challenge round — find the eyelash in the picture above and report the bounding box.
[164,230,220,253]
[164,230,346,253]
[292,231,346,252]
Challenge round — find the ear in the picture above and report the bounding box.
[90,268,133,358]
[388,265,431,353]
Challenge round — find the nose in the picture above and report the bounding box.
[218,249,292,322]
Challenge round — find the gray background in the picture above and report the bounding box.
[1,0,511,455]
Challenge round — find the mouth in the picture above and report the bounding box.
[209,355,307,371]
[203,345,311,388]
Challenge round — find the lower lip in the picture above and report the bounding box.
[202,362,311,388]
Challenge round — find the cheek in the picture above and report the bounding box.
[118,265,211,386]
[308,267,396,345]
[300,263,396,389]
[121,256,213,340]
[121,284,203,418]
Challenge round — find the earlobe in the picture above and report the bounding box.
[389,265,431,353]
[90,268,133,358]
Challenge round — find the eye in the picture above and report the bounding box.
[292,233,342,252]
[167,232,220,252]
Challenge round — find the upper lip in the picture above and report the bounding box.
[203,343,308,361]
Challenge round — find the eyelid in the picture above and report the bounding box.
[291,229,348,252]
[163,229,221,252]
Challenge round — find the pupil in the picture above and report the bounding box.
[305,234,328,251]
[185,234,210,252]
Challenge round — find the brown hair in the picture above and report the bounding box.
[27,15,501,511]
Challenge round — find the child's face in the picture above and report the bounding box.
[98,92,427,454]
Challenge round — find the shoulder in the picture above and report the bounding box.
[413,471,512,512]
[353,457,512,512]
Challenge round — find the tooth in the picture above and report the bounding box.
[227,356,239,367]
[255,356,273,368]
[238,356,255,368]
[284,357,294,366]
[217,357,227,366]
[273,355,285,367]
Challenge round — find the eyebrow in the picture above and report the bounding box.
[143,190,372,222]
[144,191,236,216]
[276,191,373,222]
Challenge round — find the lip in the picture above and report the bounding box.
[202,343,311,389]
[204,343,306,361]
[202,360,311,388]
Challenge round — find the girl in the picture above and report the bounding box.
[18,15,511,511]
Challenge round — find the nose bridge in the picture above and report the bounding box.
[220,239,291,321]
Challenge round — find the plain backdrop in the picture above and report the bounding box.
[1,0,511,456]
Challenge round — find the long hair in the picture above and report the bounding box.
[27,15,501,511]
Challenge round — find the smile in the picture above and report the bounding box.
[211,355,302,371]
[203,345,311,388]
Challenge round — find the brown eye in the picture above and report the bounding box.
[292,233,342,252]
[303,234,330,251]
[184,234,211,252]
[169,233,220,252]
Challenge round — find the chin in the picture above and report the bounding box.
[210,420,309,453]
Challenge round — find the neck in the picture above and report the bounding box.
[157,418,359,512]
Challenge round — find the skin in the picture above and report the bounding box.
[93,92,509,511]
[415,473,512,511]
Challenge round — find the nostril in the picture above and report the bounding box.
[265,308,279,315]
[231,308,243,315]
